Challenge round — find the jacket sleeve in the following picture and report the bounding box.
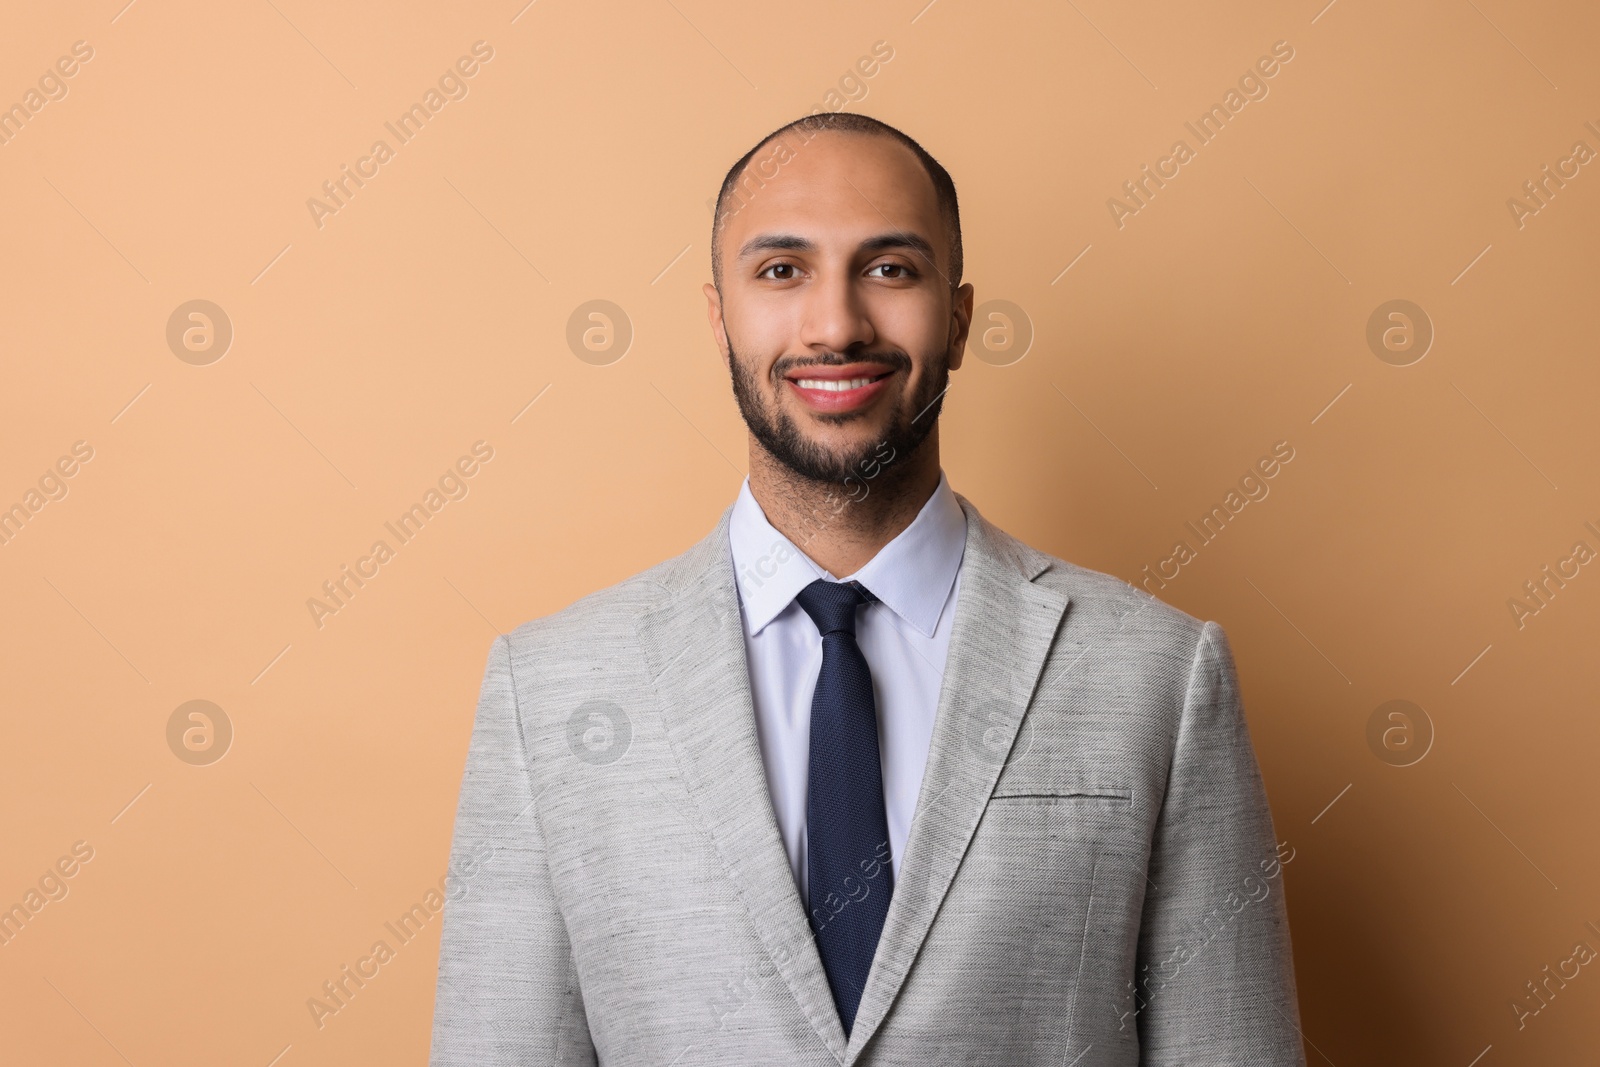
[1133,621,1307,1065]
[430,634,597,1066]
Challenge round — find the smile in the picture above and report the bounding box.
[783,365,898,413]
[790,373,892,391]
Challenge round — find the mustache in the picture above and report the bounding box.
[771,350,912,379]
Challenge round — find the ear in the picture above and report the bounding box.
[946,282,975,371]
[704,281,731,368]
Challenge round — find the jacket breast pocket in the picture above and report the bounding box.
[946,778,1146,1048]
[988,786,1134,807]
[977,779,1144,877]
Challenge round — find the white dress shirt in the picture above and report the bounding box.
[727,471,968,907]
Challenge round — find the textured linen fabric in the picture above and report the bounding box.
[728,471,967,900]
[429,493,1308,1066]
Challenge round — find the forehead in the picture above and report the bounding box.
[720,130,943,261]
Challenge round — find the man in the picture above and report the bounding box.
[430,113,1306,1065]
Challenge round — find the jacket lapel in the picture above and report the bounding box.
[634,506,850,1062]
[844,495,1071,1062]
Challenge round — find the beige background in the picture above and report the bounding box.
[2,1,1597,1063]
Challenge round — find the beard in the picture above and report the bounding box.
[727,340,951,486]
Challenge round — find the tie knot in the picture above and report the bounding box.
[794,578,875,637]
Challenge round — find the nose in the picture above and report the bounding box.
[797,269,875,356]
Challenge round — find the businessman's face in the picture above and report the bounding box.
[705,131,974,485]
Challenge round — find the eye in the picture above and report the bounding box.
[867,262,915,280]
[758,262,799,280]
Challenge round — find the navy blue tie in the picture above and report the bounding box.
[795,577,893,1037]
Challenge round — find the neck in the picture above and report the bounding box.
[747,430,942,578]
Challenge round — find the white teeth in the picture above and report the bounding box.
[794,377,878,391]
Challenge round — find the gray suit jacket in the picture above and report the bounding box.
[430,494,1306,1065]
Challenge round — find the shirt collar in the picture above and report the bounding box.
[728,470,968,639]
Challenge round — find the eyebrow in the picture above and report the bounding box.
[735,230,939,267]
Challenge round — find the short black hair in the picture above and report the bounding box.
[710,113,962,292]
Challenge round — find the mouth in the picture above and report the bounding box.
[783,362,898,414]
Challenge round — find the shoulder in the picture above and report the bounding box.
[969,507,1244,783]
[492,519,722,688]
[965,501,1216,686]
[1039,551,1204,644]
[504,558,673,662]
[966,499,1206,643]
